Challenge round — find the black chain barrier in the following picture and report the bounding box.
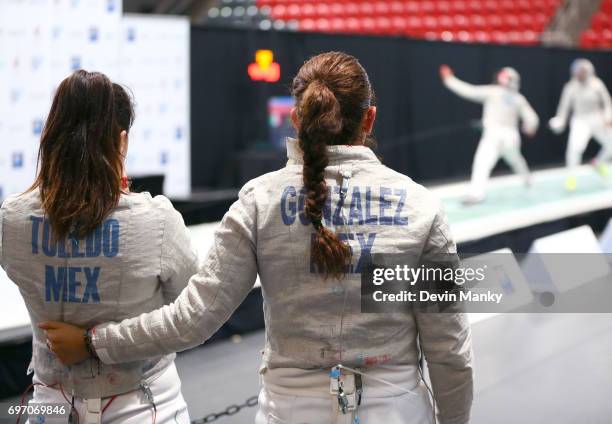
[191,395,259,423]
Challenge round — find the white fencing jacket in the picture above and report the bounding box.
[445,75,539,134]
[0,191,198,399]
[91,139,474,423]
[554,76,612,126]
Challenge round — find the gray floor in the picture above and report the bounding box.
[5,314,610,423]
[177,314,612,424]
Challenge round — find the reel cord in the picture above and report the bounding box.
[15,380,156,424]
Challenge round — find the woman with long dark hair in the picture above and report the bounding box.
[41,53,473,424]
[0,70,196,423]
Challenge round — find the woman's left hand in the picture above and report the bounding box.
[38,321,91,365]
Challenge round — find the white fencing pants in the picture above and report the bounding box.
[566,116,612,173]
[255,366,435,424]
[26,362,190,424]
[468,126,529,200]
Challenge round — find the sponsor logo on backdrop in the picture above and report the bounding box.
[12,152,24,169]
[32,120,43,136]
[89,27,99,42]
[31,55,43,70]
[70,56,82,71]
[0,7,190,199]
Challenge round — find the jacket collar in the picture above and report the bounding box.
[286,138,380,165]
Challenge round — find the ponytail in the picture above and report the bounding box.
[298,80,352,279]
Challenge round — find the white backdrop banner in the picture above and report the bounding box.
[119,14,191,197]
[0,1,191,199]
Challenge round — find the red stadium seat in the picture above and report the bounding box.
[456,31,473,43]
[375,17,392,34]
[592,12,611,32]
[329,3,344,18]
[359,2,375,17]
[487,15,503,30]
[423,16,439,32]
[473,30,492,43]
[491,31,509,44]
[451,1,468,14]
[374,2,390,16]
[437,15,453,32]
[499,0,516,13]
[271,4,287,20]
[503,14,520,31]
[330,18,347,33]
[469,15,488,32]
[285,4,301,20]
[389,1,405,16]
[391,16,407,33]
[603,29,612,46]
[424,31,441,41]
[421,2,436,16]
[346,17,362,33]
[453,15,469,31]
[301,3,316,18]
[579,30,595,48]
[262,0,562,46]
[315,18,331,33]
[466,0,483,14]
[300,18,316,32]
[314,3,330,18]
[361,17,376,34]
[404,2,421,17]
[405,16,425,36]
[436,1,452,16]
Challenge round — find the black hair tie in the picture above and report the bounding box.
[311,218,323,229]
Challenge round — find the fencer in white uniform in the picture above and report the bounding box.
[42,53,473,424]
[548,58,612,191]
[0,71,196,424]
[440,65,540,204]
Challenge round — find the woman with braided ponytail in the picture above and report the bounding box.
[40,53,473,424]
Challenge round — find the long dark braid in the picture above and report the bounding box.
[291,52,374,279]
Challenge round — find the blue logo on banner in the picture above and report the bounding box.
[89,27,99,42]
[70,56,81,71]
[31,56,43,70]
[175,126,183,140]
[32,119,43,135]
[127,28,136,42]
[143,128,152,140]
[107,0,116,12]
[10,89,22,103]
[160,152,168,165]
[12,152,24,169]
[52,26,62,39]
[0,186,3,200]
